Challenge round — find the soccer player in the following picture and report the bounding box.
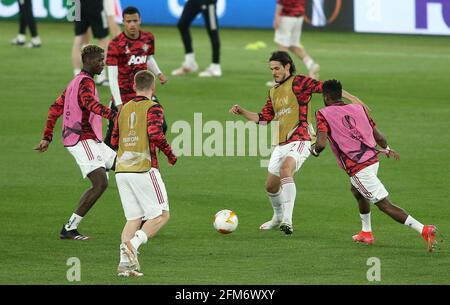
[311,79,438,251]
[72,0,109,85]
[104,6,168,148]
[103,0,121,37]
[34,45,117,241]
[267,0,320,87]
[229,51,364,235]
[171,0,222,77]
[111,71,177,277]
[11,0,41,48]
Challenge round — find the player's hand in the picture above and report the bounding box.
[378,148,400,161]
[309,144,320,157]
[168,155,177,166]
[229,104,243,115]
[34,140,50,152]
[159,73,168,85]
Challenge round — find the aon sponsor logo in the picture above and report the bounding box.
[128,55,148,65]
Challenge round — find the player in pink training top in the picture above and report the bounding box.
[34,45,117,241]
[311,79,439,252]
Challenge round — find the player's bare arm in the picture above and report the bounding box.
[273,4,282,29]
[373,126,400,160]
[342,90,371,112]
[158,73,168,85]
[310,131,327,157]
[229,104,259,122]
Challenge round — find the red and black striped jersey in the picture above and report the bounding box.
[316,105,379,176]
[42,71,116,144]
[259,75,322,143]
[106,31,155,104]
[277,0,306,17]
[110,96,176,169]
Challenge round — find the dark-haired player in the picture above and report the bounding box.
[229,51,364,235]
[310,79,438,251]
[105,6,167,147]
[34,45,117,241]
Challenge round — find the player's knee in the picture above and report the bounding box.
[265,182,279,194]
[95,177,108,193]
[279,164,293,179]
[161,212,170,225]
[375,198,390,212]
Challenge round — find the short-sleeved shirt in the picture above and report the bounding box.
[277,0,306,17]
[106,31,156,104]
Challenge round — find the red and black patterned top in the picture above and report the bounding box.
[316,102,379,176]
[258,75,322,144]
[277,0,306,17]
[106,31,155,105]
[110,96,177,169]
[42,71,116,144]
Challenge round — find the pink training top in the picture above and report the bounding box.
[318,103,377,170]
[63,73,103,146]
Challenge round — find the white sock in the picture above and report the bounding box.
[360,212,372,232]
[17,34,25,42]
[74,68,81,76]
[185,53,196,64]
[119,245,130,264]
[303,57,315,70]
[404,215,424,234]
[65,213,83,231]
[129,230,148,251]
[267,189,284,222]
[280,177,296,225]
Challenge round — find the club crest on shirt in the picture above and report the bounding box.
[142,44,149,52]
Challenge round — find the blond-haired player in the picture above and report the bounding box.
[111,70,177,277]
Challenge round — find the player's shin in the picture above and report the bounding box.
[280,177,296,225]
[267,189,284,221]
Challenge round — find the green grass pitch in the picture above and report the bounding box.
[0,20,449,284]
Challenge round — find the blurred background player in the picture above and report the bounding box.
[171,0,222,77]
[34,45,117,241]
[311,79,438,252]
[104,0,121,37]
[80,0,122,47]
[72,0,110,86]
[10,0,41,48]
[104,6,168,148]
[230,51,364,235]
[267,0,320,87]
[111,71,177,277]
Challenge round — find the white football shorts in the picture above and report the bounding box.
[350,162,389,204]
[274,16,304,48]
[66,139,116,178]
[103,0,116,17]
[115,168,169,221]
[268,141,311,177]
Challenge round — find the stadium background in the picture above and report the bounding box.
[0,0,449,285]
